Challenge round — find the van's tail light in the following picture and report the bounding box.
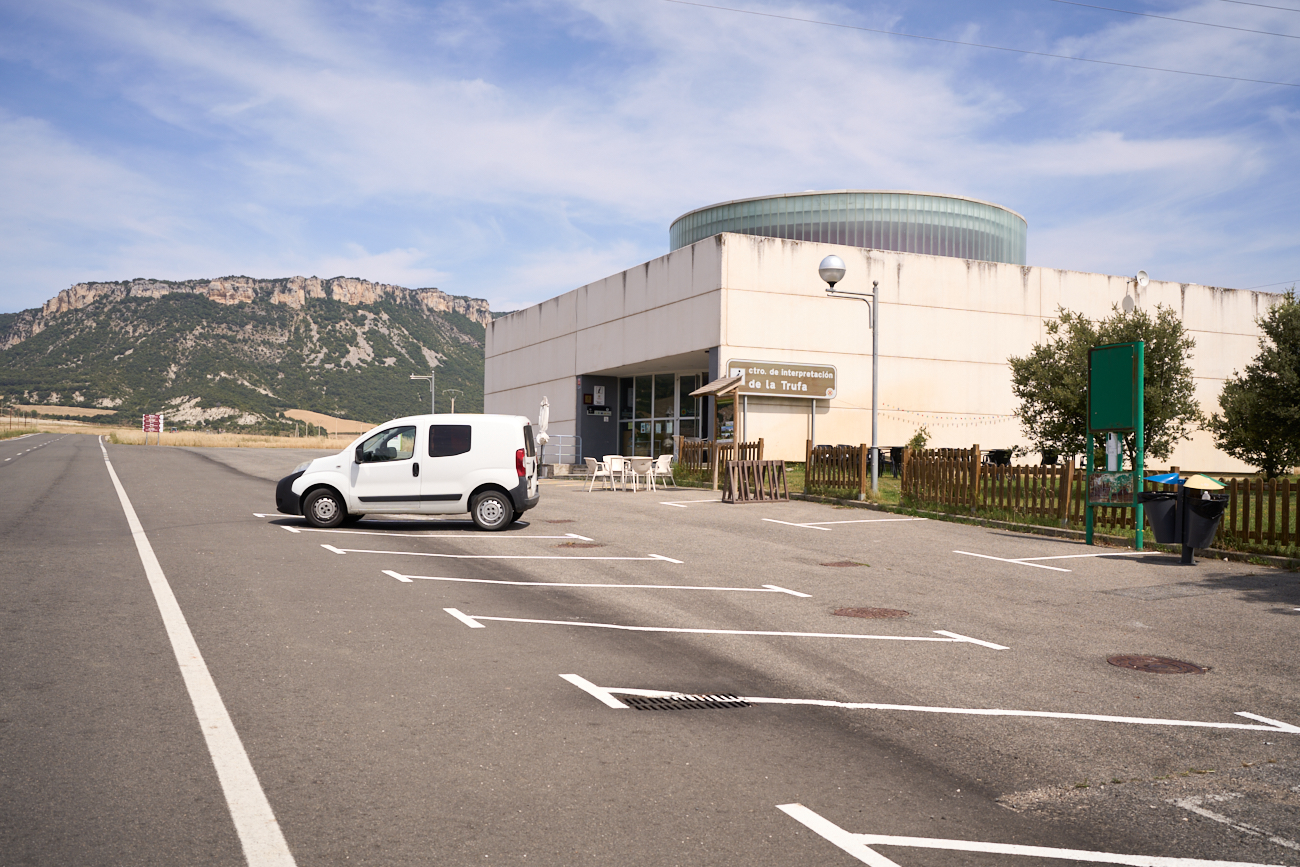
[516,448,526,477]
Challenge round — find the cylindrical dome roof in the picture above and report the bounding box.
[670,190,1027,265]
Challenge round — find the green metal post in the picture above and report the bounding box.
[1134,341,1145,551]
[1085,432,1094,545]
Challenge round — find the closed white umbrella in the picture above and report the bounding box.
[537,396,550,446]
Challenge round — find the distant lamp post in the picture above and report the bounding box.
[820,255,880,494]
[443,389,463,413]
[411,371,435,414]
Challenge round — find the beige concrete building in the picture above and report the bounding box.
[486,194,1282,473]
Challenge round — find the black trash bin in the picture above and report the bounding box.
[1139,491,1179,544]
[1184,492,1228,550]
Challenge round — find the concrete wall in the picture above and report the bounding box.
[488,233,1283,472]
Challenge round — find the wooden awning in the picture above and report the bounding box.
[690,373,744,398]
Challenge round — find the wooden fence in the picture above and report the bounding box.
[804,442,873,498]
[901,445,1298,552]
[676,438,764,490]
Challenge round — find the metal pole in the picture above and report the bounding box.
[871,280,879,494]
[810,399,816,446]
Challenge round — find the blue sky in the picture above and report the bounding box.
[1,0,1296,314]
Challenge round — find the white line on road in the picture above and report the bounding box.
[560,674,629,709]
[450,613,1001,645]
[568,676,1300,734]
[1170,794,1300,853]
[954,550,1072,572]
[384,569,808,595]
[954,549,1146,572]
[763,517,927,529]
[443,607,485,628]
[932,630,1010,650]
[659,499,725,507]
[778,803,1283,866]
[320,544,680,562]
[99,437,295,866]
[281,525,594,541]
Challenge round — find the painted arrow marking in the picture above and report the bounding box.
[777,803,1287,866]
[322,544,680,562]
[446,615,1007,645]
[386,570,809,595]
[562,677,1299,734]
[763,517,927,530]
[955,549,1145,573]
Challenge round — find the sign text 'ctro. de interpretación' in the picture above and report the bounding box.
[727,360,836,400]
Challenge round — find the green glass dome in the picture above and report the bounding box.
[670,190,1027,265]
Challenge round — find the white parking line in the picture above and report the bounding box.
[954,549,1145,573]
[456,614,1006,646]
[321,544,681,562]
[282,525,594,541]
[566,676,1300,734]
[99,437,296,866]
[388,569,809,595]
[778,803,1281,867]
[659,499,725,508]
[763,517,927,530]
[1170,794,1300,853]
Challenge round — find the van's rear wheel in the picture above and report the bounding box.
[304,488,346,528]
[471,491,514,531]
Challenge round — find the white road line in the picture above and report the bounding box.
[383,569,807,595]
[559,674,629,709]
[98,437,295,866]
[1170,795,1300,853]
[443,607,484,628]
[779,803,1283,867]
[954,550,1072,572]
[570,676,1300,734]
[761,519,832,530]
[659,499,725,507]
[763,517,927,529]
[450,613,997,645]
[932,630,1010,650]
[280,525,593,541]
[320,544,680,562]
[1018,551,1145,562]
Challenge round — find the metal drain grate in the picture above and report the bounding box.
[834,607,910,619]
[545,519,576,524]
[556,542,604,548]
[1108,655,1208,674]
[821,561,867,568]
[622,694,751,710]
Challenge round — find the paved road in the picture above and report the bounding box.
[2,434,1298,866]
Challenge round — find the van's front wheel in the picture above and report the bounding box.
[471,490,514,531]
[304,488,346,528]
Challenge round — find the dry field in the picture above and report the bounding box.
[108,429,347,449]
[12,404,116,417]
[284,409,375,435]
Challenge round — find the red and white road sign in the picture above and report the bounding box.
[142,413,163,433]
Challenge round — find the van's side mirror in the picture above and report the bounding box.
[354,444,365,464]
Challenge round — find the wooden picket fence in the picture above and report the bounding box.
[901,445,1299,552]
[677,438,764,474]
[805,443,871,498]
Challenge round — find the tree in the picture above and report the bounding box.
[1008,304,1201,462]
[1206,290,1300,478]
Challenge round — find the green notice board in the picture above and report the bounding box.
[1089,343,1140,432]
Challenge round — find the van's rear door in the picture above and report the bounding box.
[522,424,539,493]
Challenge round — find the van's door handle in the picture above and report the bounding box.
[412,462,420,477]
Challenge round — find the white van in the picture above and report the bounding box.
[275,414,539,530]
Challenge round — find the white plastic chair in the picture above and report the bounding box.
[651,454,676,488]
[584,457,612,492]
[604,455,628,491]
[628,457,653,491]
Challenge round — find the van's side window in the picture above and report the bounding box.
[523,425,536,457]
[359,426,416,462]
[429,424,472,458]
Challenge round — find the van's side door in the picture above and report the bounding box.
[421,423,475,512]
[349,424,423,511]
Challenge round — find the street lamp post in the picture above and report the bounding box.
[410,371,435,414]
[443,389,463,413]
[819,255,879,494]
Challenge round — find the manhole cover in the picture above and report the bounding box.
[545,520,576,524]
[622,694,751,710]
[1107,655,1207,674]
[821,561,867,568]
[834,608,910,619]
[556,541,604,549]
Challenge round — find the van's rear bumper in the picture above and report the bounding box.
[276,471,305,515]
[510,477,540,514]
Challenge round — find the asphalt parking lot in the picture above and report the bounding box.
[3,433,1298,866]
